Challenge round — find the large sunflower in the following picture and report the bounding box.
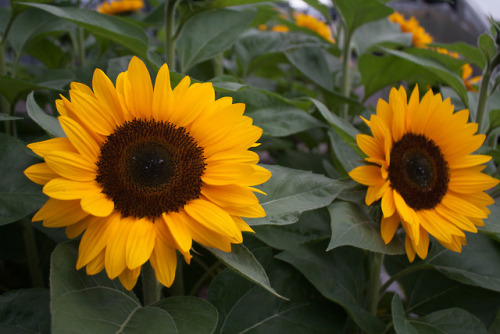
[349,86,498,261]
[24,57,271,289]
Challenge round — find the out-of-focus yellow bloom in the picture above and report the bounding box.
[97,0,144,15]
[294,13,335,43]
[461,63,481,92]
[271,25,290,33]
[389,12,433,48]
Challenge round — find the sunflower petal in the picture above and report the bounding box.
[150,238,177,288]
[125,218,156,269]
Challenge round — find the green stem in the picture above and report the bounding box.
[165,0,179,71]
[379,263,432,295]
[168,255,184,296]
[341,29,353,119]
[0,40,12,135]
[213,53,223,77]
[20,221,44,288]
[367,252,384,316]
[188,261,221,296]
[476,52,500,133]
[142,262,162,305]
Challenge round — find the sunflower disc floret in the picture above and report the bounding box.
[24,56,271,289]
[349,86,498,261]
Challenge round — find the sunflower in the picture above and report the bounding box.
[349,86,498,261]
[389,12,433,48]
[24,56,271,290]
[271,24,290,33]
[294,13,335,43]
[461,63,481,92]
[97,0,144,15]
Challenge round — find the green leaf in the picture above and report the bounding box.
[22,3,150,60]
[478,33,497,63]
[359,48,468,105]
[0,289,50,334]
[385,258,500,327]
[391,294,419,334]
[285,47,335,91]
[153,296,218,334]
[254,208,331,250]
[26,92,65,138]
[206,244,284,299]
[425,233,500,292]
[331,0,393,33]
[327,201,404,254]
[0,133,47,226]
[208,247,346,334]
[0,75,61,104]
[432,41,486,69]
[328,128,362,176]
[310,98,360,140]
[177,8,255,72]
[227,88,324,137]
[0,113,22,121]
[7,7,74,55]
[410,308,489,334]
[51,241,179,334]
[247,165,345,226]
[353,17,412,55]
[276,241,385,334]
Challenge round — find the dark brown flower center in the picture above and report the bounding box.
[96,119,205,220]
[388,133,449,211]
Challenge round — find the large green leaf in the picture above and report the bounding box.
[392,294,419,334]
[7,7,74,55]
[206,244,283,299]
[353,17,411,55]
[227,88,324,137]
[327,201,404,254]
[247,165,345,226]
[0,289,50,334]
[51,241,182,334]
[331,0,393,33]
[411,308,489,334]
[0,133,47,226]
[285,47,335,91]
[26,92,65,138]
[276,241,385,334]
[177,8,255,72]
[22,3,150,60]
[425,233,500,292]
[385,257,500,327]
[208,247,346,334]
[254,208,331,250]
[153,296,218,334]
[328,128,362,176]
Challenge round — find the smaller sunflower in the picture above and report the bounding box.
[389,12,433,48]
[461,63,481,92]
[271,24,290,33]
[349,86,498,261]
[97,0,144,15]
[294,13,335,43]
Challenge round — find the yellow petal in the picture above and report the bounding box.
[201,184,259,207]
[92,68,125,124]
[412,226,429,259]
[124,56,153,119]
[24,163,58,185]
[393,190,420,245]
[152,64,174,120]
[69,90,116,136]
[163,212,192,254]
[44,151,96,181]
[405,234,416,262]
[380,213,400,244]
[448,154,491,169]
[43,178,100,200]
[150,238,177,288]
[381,186,396,218]
[449,170,499,193]
[76,215,117,269]
[184,199,242,242]
[357,134,384,161]
[27,137,76,158]
[80,191,114,217]
[65,217,90,239]
[349,165,385,186]
[125,218,156,269]
[105,216,134,279]
[59,116,101,161]
[236,165,271,187]
[202,162,255,185]
[441,192,487,219]
[33,198,88,227]
[118,267,141,291]
[86,249,105,275]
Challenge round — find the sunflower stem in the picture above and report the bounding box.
[165,0,178,71]
[213,53,223,78]
[379,263,432,296]
[367,252,383,316]
[142,262,162,305]
[20,220,44,288]
[0,37,13,135]
[476,64,492,134]
[340,29,353,119]
[169,255,185,296]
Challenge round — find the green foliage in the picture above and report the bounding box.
[2,0,500,333]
